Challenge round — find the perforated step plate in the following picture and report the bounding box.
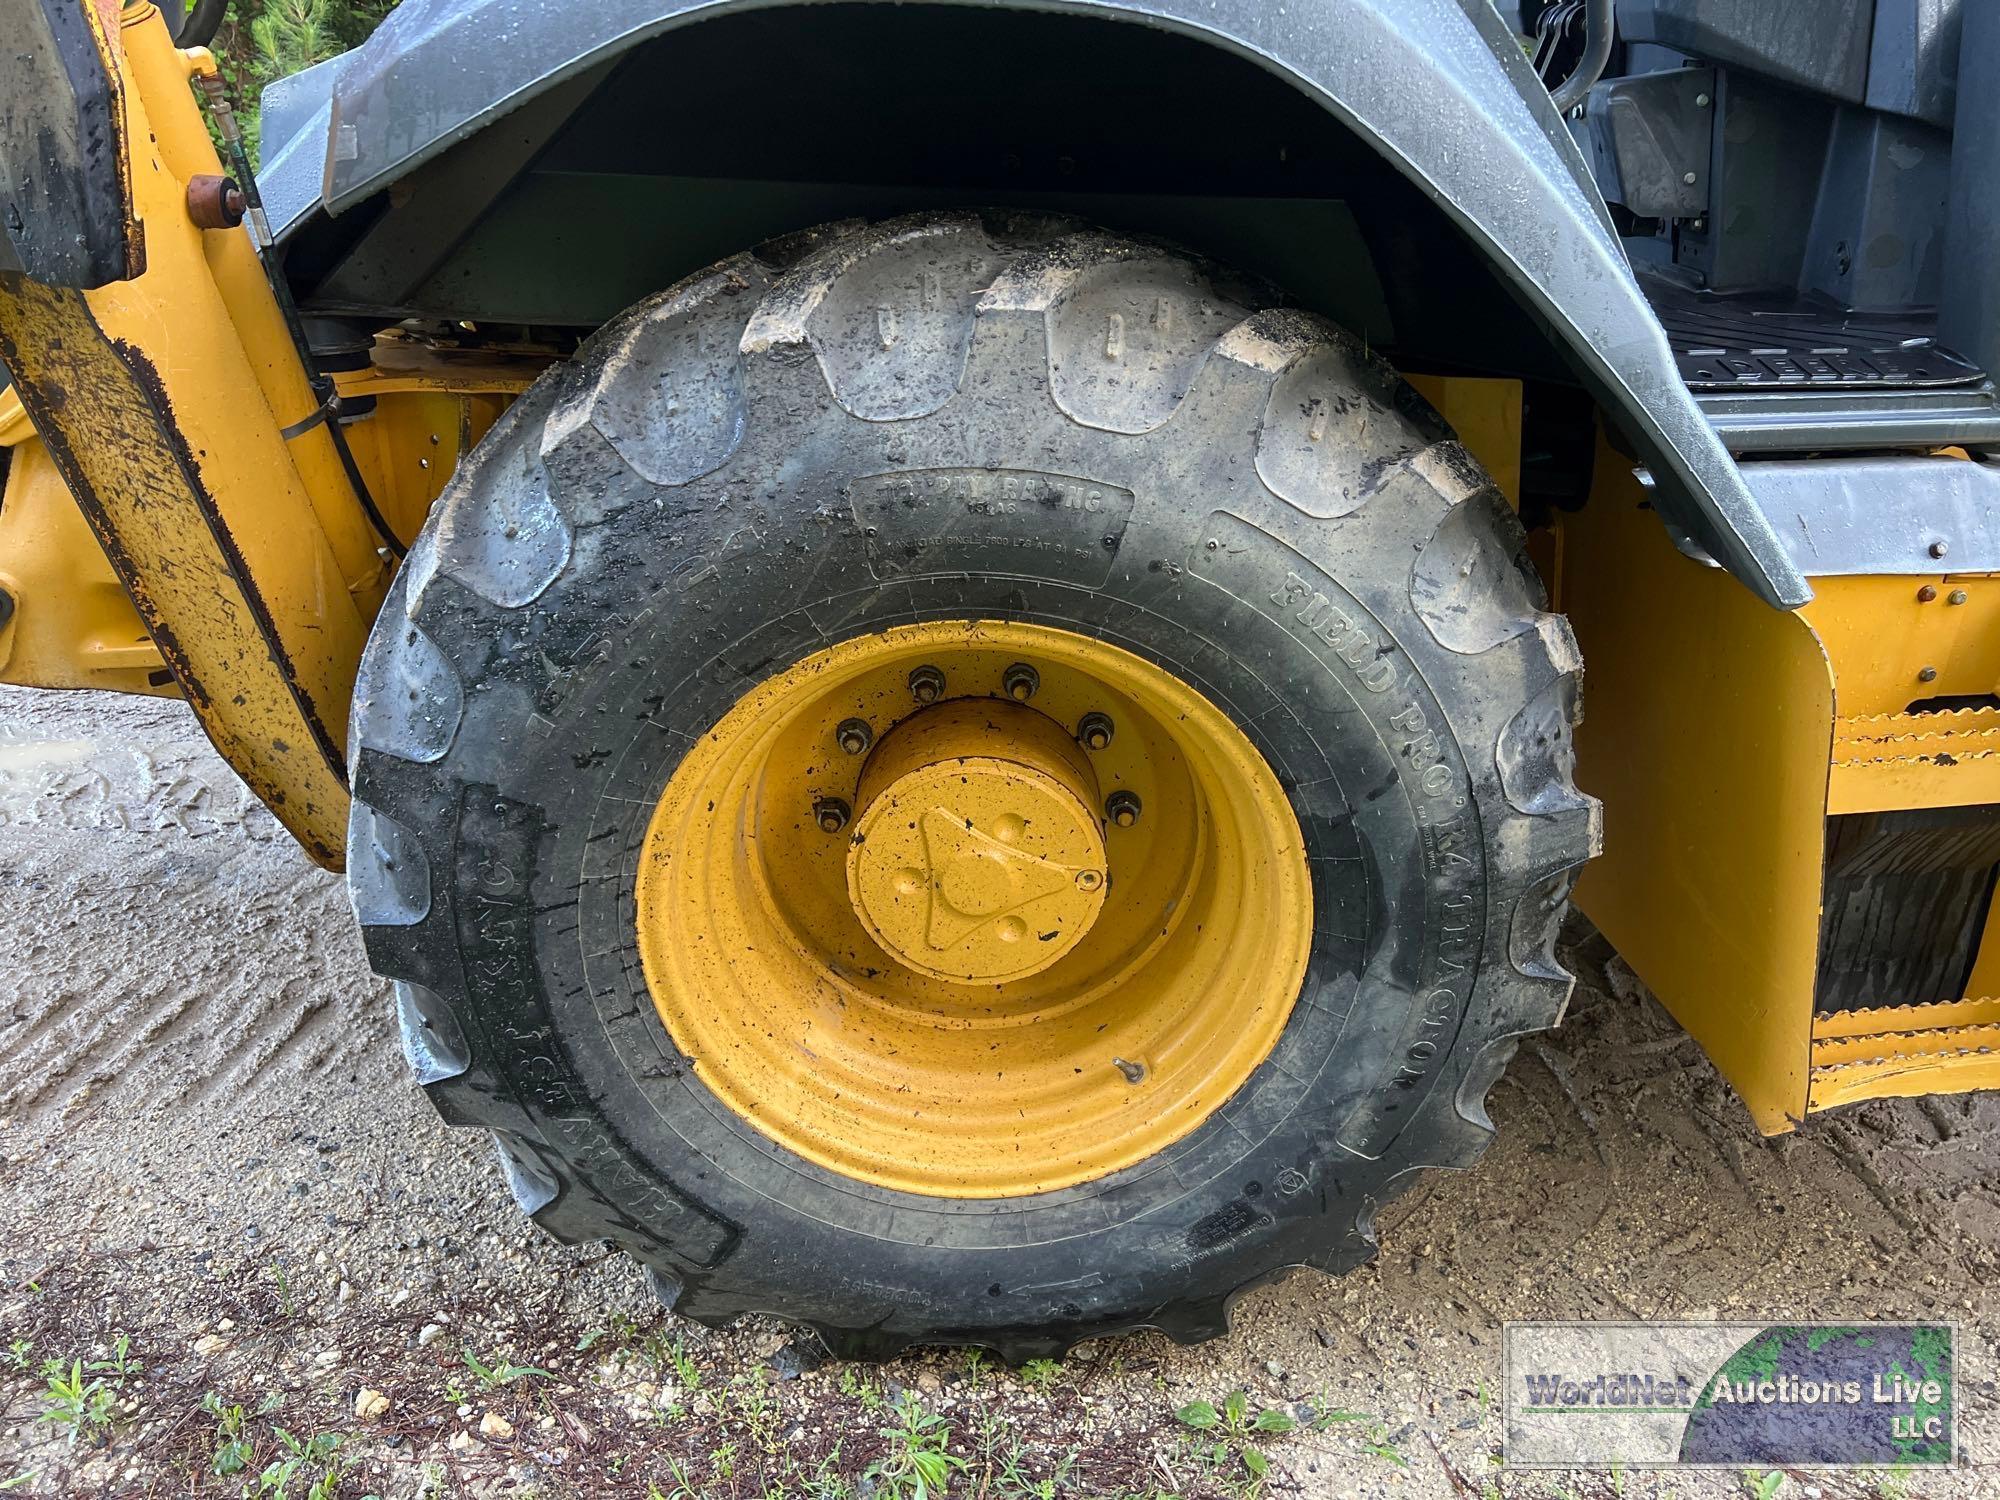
[1644,275,1986,391]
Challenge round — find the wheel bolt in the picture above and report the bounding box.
[837,718,874,756]
[909,665,945,705]
[1003,662,1040,701]
[1075,869,1104,892]
[814,797,851,834]
[1950,589,1970,606]
[1078,712,1115,751]
[1106,791,1141,828]
[1918,585,1938,602]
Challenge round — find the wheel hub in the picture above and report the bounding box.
[631,620,1311,1197]
[846,701,1108,984]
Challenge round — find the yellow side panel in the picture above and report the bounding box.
[0,436,166,693]
[1803,572,2000,716]
[335,385,513,545]
[1561,451,1833,1133]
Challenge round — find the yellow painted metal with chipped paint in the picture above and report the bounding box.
[1808,996,2000,1111]
[633,620,1312,1198]
[0,3,370,862]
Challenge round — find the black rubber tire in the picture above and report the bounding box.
[347,213,1600,1362]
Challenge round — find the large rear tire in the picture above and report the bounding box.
[347,213,1599,1361]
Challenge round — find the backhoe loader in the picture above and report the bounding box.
[2,0,1996,1360]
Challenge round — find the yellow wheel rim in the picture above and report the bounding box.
[634,621,1312,1197]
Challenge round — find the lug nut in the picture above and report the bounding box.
[814,797,851,834]
[836,718,874,756]
[1075,869,1104,892]
[1003,662,1040,701]
[1106,791,1141,828]
[908,665,945,705]
[1078,712,1115,751]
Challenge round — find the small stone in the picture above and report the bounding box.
[770,1339,826,1382]
[418,1324,444,1347]
[193,1334,229,1356]
[355,1388,391,1421]
[447,1430,475,1454]
[215,1318,235,1333]
[337,1281,354,1303]
[479,1411,515,1441]
[313,1349,340,1367]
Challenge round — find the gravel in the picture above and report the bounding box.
[0,685,1994,1497]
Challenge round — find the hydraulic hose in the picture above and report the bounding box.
[1550,0,1614,114]
[173,0,228,48]
[192,65,409,559]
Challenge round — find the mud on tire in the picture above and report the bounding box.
[347,213,1601,1361]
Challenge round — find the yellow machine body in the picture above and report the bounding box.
[0,8,1995,1121]
[1560,449,2000,1129]
[0,3,535,862]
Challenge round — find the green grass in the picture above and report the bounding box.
[1018,1358,1063,1392]
[36,1359,114,1445]
[459,1344,551,1390]
[250,1427,345,1499]
[867,1390,968,1499]
[1174,1389,1304,1492]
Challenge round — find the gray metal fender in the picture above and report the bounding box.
[277,0,1809,609]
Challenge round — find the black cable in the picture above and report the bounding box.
[174,0,229,48]
[194,70,408,559]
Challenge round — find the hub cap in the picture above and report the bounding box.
[846,700,1108,984]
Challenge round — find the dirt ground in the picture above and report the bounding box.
[0,684,1994,1500]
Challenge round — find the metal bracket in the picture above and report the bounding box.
[1657,454,2000,577]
